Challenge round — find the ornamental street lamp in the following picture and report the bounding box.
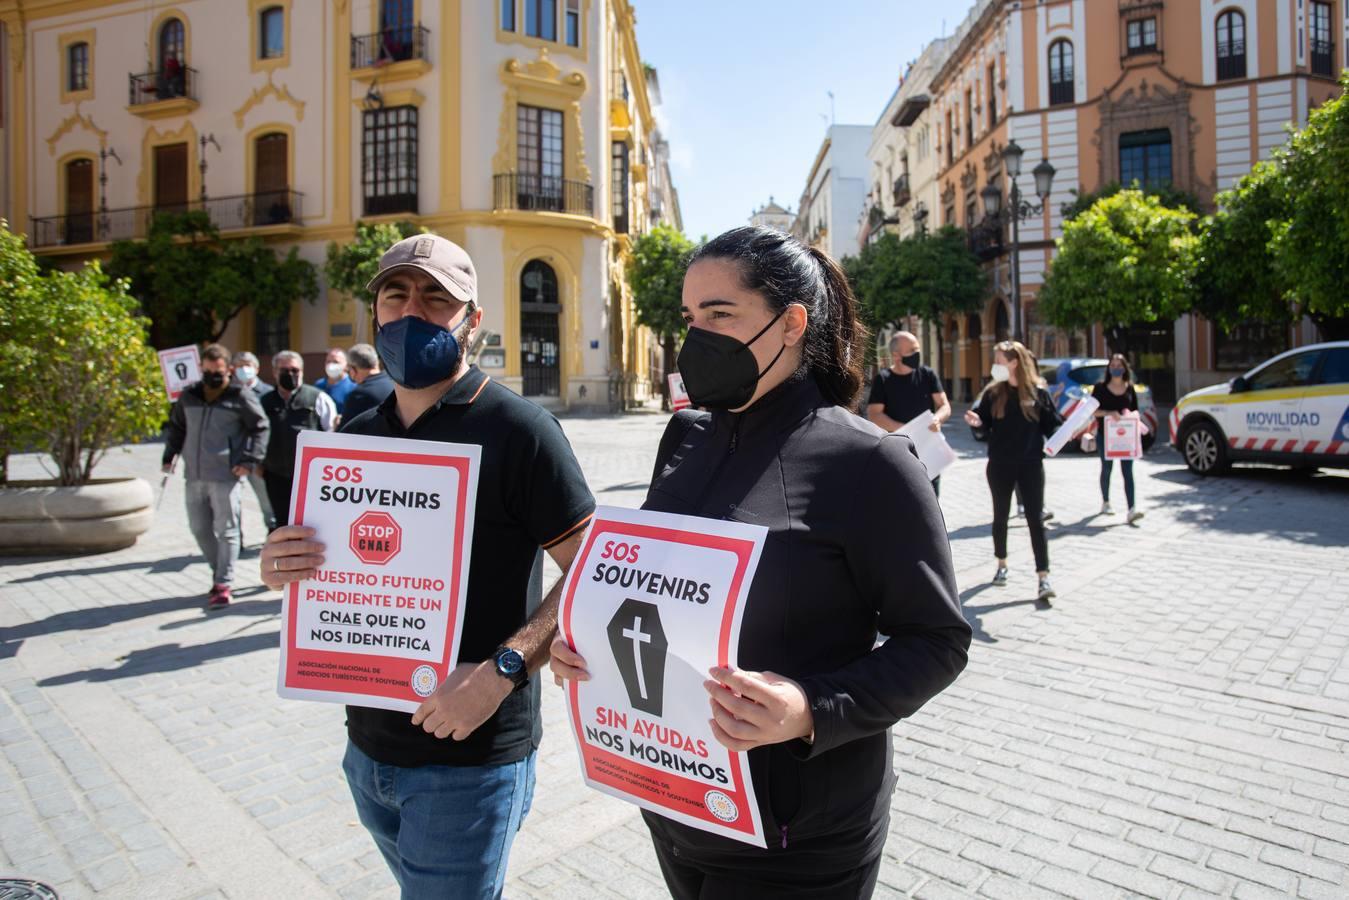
[985,139,1055,341]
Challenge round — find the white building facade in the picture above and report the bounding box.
[791,123,870,262]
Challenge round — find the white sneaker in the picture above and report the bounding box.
[1101,501,1114,515]
[1127,508,1145,525]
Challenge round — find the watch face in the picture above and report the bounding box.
[497,648,525,675]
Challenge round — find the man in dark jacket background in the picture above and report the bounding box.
[340,342,395,422]
[163,344,269,608]
[260,350,337,528]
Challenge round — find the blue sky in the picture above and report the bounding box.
[633,1,955,241]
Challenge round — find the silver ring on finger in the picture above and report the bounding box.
[272,558,280,573]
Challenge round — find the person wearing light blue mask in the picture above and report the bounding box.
[259,233,596,900]
[231,350,277,533]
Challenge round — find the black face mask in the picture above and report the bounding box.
[676,310,786,411]
[278,371,300,391]
[202,371,227,389]
[900,351,921,369]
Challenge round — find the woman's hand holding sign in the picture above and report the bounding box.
[705,667,813,752]
[260,526,326,589]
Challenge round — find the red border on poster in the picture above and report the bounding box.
[560,517,761,840]
[157,345,201,401]
[279,445,473,706]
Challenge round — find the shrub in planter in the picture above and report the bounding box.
[0,220,167,551]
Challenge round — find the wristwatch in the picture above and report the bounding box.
[492,646,528,691]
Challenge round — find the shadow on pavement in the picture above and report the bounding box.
[5,554,203,582]
[158,593,278,631]
[36,631,279,685]
[959,582,1045,644]
[1146,466,1349,546]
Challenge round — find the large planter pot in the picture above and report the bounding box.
[0,477,154,554]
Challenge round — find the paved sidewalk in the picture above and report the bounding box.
[2,412,1347,899]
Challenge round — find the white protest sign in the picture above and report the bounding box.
[1104,415,1143,460]
[559,506,768,847]
[897,410,959,481]
[277,430,480,713]
[1044,395,1099,457]
[157,345,201,401]
[668,373,691,412]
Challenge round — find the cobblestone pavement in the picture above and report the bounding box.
[3,409,1347,899]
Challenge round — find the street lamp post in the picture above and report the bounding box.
[981,140,1055,342]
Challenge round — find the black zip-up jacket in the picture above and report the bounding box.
[639,375,970,873]
[974,385,1063,464]
[162,381,269,481]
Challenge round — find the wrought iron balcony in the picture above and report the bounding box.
[28,190,304,249]
[128,66,198,106]
[351,25,430,70]
[493,173,595,218]
[968,221,1004,261]
[893,174,912,207]
[1311,39,1335,77]
[1049,78,1075,106]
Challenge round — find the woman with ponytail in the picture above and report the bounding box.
[552,226,970,898]
[963,340,1063,601]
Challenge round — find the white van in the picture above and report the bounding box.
[1169,341,1349,476]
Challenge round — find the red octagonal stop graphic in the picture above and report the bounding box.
[350,511,402,565]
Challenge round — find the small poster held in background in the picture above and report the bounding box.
[157,345,201,401]
[897,411,959,481]
[668,373,691,412]
[1104,415,1143,460]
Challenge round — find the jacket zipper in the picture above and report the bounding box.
[779,823,789,849]
[692,418,740,512]
[197,402,212,475]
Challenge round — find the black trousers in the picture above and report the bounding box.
[987,459,1049,572]
[264,472,295,529]
[651,834,881,900]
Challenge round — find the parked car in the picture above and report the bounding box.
[1170,341,1349,476]
[969,357,1159,451]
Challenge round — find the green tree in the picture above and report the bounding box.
[324,220,423,307]
[0,222,166,485]
[1269,74,1349,340]
[1039,189,1199,353]
[1060,180,1203,222]
[1192,160,1291,329]
[627,223,695,408]
[107,211,318,347]
[847,226,986,329]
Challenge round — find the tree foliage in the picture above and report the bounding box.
[1060,180,1203,222]
[845,226,986,330]
[626,224,695,409]
[0,221,167,485]
[324,220,424,307]
[1039,190,1199,352]
[1192,160,1290,329]
[107,211,318,347]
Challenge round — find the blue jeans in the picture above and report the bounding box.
[342,742,535,900]
[1098,437,1136,508]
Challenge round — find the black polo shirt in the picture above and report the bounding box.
[340,366,595,768]
[868,366,945,425]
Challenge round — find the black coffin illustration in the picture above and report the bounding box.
[606,598,668,716]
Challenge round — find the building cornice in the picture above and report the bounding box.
[930,0,1006,94]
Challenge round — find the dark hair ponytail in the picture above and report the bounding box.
[689,226,868,408]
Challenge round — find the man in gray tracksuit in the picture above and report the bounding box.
[163,343,269,608]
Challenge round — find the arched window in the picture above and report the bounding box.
[259,6,285,59]
[1216,10,1247,80]
[158,18,185,69]
[520,260,561,397]
[65,158,94,244]
[1048,40,1074,105]
[253,132,292,225]
[67,42,90,93]
[158,18,186,97]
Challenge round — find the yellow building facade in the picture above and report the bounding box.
[0,0,680,410]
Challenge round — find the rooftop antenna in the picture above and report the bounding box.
[827,90,836,125]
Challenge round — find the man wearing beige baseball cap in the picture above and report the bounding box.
[260,233,595,898]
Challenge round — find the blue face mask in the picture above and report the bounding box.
[1109,367,1126,379]
[375,314,465,389]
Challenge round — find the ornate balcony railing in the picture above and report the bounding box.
[1217,43,1247,81]
[28,190,303,248]
[1311,39,1335,77]
[893,174,912,207]
[968,221,1004,261]
[128,66,198,105]
[493,173,594,218]
[350,25,430,69]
